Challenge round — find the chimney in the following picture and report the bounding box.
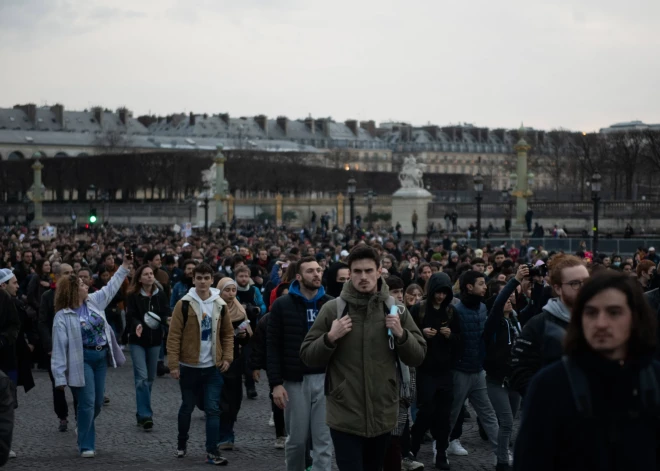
[189,112,196,126]
[118,107,129,125]
[138,115,156,127]
[255,115,268,135]
[345,120,358,136]
[219,113,230,126]
[423,125,439,140]
[360,120,376,137]
[93,106,103,126]
[166,115,173,125]
[50,104,64,128]
[13,104,37,126]
[171,113,184,127]
[316,118,330,137]
[277,116,288,136]
[304,117,315,134]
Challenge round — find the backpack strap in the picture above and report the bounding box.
[640,364,660,410]
[562,355,593,418]
[336,297,348,320]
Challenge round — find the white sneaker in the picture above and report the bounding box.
[509,450,514,465]
[447,439,468,456]
[401,454,424,470]
[81,450,95,458]
[274,437,285,449]
[8,450,16,459]
[268,412,275,427]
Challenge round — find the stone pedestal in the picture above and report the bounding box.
[392,187,433,236]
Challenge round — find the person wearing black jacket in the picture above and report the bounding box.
[510,255,588,397]
[267,257,333,471]
[323,262,350,298]
[514,271,660,471]
[126,265,171,431]
[409,272,461,470]
[483,266,525,471]
[0,370,15,467]
[38,263,75,431]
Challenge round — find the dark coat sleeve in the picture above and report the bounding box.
[0,294,19,351]
[249,315,268,371]
[518,282,545,327]
[0,372,15,467]
[484,278,520,343]
[509,313,545,396]
[38,290,54,353]
[266,298,285,388]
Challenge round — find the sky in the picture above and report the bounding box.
[1,0,659,132]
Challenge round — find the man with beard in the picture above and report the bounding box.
[510,254,589,396]
[267,257,333,471]
[323,262,350,298]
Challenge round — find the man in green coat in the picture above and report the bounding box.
[301,245,426,471]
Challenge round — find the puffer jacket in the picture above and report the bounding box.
[126,287,171,348]
[300,280,426,438]
[453,295,488,373]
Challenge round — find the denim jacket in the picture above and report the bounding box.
[51,266,129,388]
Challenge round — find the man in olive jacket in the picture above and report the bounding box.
[301,246,426,471]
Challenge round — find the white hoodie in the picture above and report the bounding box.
[181,287,221,368]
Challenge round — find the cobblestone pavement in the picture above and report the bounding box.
[9,355,499,470]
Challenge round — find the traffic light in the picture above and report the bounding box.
[89,208,97,224]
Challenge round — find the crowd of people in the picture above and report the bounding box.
[0,221,659,470]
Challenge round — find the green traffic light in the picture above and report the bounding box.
[89,215,97,223]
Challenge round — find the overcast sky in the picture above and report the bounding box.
[1,0,659,132]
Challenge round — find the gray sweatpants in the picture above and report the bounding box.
[283,374,333,471]
[487,380,521,465]
[448,370,499,452]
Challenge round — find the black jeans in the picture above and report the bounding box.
[410,375,453,456]
[48,368,76,421]
[269,389,285,438]
[451,405,465,441]
[331,429,390,471]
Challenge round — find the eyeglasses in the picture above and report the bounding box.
[562,280,584,290]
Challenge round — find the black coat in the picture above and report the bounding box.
[125,288,171,348]
[266,291,332,388]
[0,370,15,467]
[38,289,55,353]
[514,352,660,471]
[249,313,268,372]
[0,290,20,374]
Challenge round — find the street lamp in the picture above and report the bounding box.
[591,172,602,255]
[364,189,376,230]
[347,178,356,233]
[474,173,484,248]
[186,193,196,222]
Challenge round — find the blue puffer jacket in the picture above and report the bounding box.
[453,298,487,373]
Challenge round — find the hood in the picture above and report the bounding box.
[289,280,326,304]
[340,277,390,307]
[542,298,571,323]
[187,286,221,308]
[324,262,348,298]
[426,273,453,301]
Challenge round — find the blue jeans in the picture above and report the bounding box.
[71,348,108,453]
[130,344,160,421]
[177,365,224,453]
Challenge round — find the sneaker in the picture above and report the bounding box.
[435,451,450,470]
[509,450,514,465]
[218,441,234,451]
[268,412,275,427]
[447,440,468,456]
[401,453,424,470]
[157,361,170,377]
[176,448,187,458]
[103,396,110,406]
[8,450,16,459]
[58,419,68,432]
[206,452,228,465]
[274,437,285,449]
[81,450,95,458]
[142,418,154,431]
[246,386,257,399]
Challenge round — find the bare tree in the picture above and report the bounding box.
[94,130,133,153]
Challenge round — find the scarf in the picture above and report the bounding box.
[217,277,252,336]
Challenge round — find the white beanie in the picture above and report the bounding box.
[0,268,15,286]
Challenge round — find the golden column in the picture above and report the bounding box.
[227,195,235,223]
[512,125,534,228]
[29,159,46,227]
[275,194,283,226]
[337,193,345,227]
[214,145,228,224]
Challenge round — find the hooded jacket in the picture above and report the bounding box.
[166,287,234,371]
[324,262,349,298]
[266,281,332,388]
[410,273,462,378]
[300,280,426,438]
[510,297,571,396]
[126,286,171,348]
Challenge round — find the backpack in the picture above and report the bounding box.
[562,355,660,419]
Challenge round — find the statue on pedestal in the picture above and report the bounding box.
[398,156,427,189]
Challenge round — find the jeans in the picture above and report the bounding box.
[130,344,160,421]
[487,379,521,464]
[48,368,76,421]
[283,374,332,471]
[331,429,390,471]
[448,370,499,451]
[177,365,224,453]
[71,348,108,453]
[218,374,242,444]
[270,389,286,438]
[411,375,453,456]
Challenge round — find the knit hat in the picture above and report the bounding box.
[0,268,15,285]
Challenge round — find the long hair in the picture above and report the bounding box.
[564,271,657,358]
[54,274,81,312]
[127,264,154,295]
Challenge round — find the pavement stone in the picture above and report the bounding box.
[8,354,501,470]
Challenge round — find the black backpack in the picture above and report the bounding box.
[562,355,660,418]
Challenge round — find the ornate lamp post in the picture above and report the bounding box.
[364,189,376,230]
[347,178,356,233]
[474,173,484,248]
[591,172,602,255]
